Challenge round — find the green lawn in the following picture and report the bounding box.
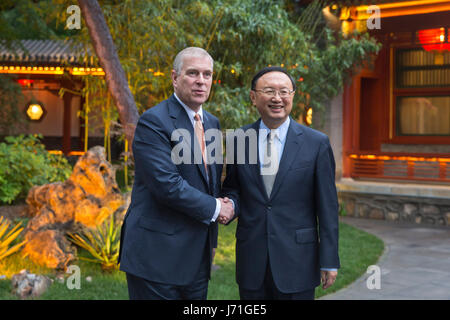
[208,220,385,299]
[0,220,384,300]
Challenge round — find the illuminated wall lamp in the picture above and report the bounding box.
[25,102,46,122]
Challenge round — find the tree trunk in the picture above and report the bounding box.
[77,0,140,148]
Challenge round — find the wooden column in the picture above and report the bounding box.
[79,95,85,151]
[342,77,361,178]
[62,92,73,155]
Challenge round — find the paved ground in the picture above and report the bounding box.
[321,217,450,300]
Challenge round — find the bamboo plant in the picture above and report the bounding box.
[67,215,121,272]
[0,216,27,262]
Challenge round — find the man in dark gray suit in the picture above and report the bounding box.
[119,47,234,300]
[222,66,340,300]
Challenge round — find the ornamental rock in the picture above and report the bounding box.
[22,146,128,269]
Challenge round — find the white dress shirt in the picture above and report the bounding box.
[259,118,290,170]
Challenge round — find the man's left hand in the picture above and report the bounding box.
[321,270,338,290]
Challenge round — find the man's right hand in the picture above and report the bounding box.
[218,197,234,224]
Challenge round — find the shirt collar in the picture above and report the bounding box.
[259,117,290,142]
[174,93,204,122]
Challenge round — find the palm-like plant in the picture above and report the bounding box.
[67,215,121,271]
[0,216,27,261]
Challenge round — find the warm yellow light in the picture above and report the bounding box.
[70,67,105,76]
[350,154,450,163]
[26,104,44,121]
[306,107,313,126]
[49,150,85,156]
[69,151,85,156]
[0,65,64,75]
[48,150,63,155]
[341,0,450,20]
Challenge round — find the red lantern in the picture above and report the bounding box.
[418,28,450,51]
[17,79,34,86]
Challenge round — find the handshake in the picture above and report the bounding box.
[217,197,234,225]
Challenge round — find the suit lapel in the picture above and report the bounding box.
[202,112,216,191]
[247,119,270,200]
[269,119,305,200]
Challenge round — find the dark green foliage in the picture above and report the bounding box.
[54,0,380,129]
[0,75,26,136]
[0,135,72,204]
[1,0,381,131]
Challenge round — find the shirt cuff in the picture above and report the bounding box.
[321,268,338,272]
[211,199,221,222]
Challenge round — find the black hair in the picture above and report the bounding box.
[250,66,296,91]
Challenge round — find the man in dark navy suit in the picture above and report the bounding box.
[119,47,234,300]
[222,67,340,300]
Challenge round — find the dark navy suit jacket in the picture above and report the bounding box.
[119,95,221,286]
[222,118,340,293]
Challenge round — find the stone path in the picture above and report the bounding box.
[321,217,450,300]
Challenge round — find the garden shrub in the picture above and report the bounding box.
[0,134,72,204]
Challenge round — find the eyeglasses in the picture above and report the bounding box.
[253,88,295,98]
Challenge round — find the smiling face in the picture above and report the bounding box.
[250,71,295,129]
[171,55,213,112]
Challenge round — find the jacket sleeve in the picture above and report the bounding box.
[221,135,240,222]
[314,137,340,269]
[133,112,216,226]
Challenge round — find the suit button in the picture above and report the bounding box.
[267,205,272,210]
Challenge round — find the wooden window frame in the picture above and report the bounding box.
[390,45,450,145]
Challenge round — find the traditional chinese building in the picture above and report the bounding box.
[324,0,450,225]
[0,39,105,156]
